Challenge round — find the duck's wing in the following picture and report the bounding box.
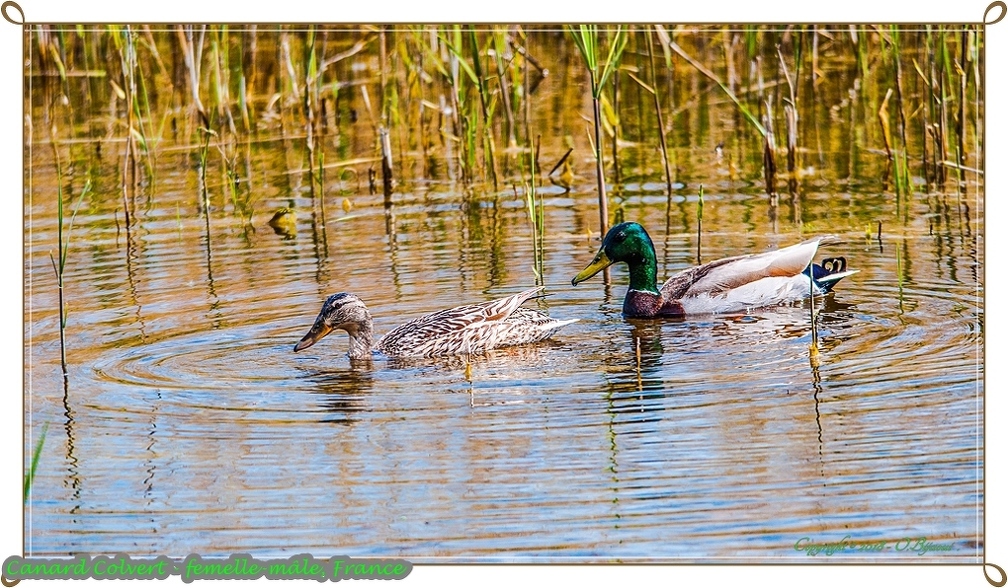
[661,237,831,300]
[376,287,547,357]
[499,307,579,343]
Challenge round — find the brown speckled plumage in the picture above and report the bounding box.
[294,287,577,360]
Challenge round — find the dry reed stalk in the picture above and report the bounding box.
[646,28,673,198]
[696,185,704,264]
[956,27,968,191]
[380,126,394,205]
[762,102,777,198]
[777,45,798,194]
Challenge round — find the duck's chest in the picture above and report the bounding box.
[623,289,684,318]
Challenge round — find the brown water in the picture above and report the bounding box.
[25,26,983,561]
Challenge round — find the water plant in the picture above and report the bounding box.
[567,25,627,237]
[522,136,545,283]
[24,423,48,503]
[49,132,92,378]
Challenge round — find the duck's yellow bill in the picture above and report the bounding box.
[572,250,613,286]
[294,320,333,352]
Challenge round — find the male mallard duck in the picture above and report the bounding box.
[294,287,577,359]
[571,222,857,317]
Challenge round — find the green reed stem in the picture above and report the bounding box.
[25,423,48,503]
[49,133,91,378]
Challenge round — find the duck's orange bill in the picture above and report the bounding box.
[294,319,333,352]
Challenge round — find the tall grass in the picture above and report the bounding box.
[663,34,775,198]
[29,25,981,301]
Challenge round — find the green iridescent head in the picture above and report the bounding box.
[571,222,659,293]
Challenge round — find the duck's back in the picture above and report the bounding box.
[375,288,574,358]
[657,237,831,314]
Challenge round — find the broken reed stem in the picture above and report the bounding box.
[380,126,394,206]
[548,148,574,177]
[696,184,704,264]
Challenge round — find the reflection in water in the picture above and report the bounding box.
[268,206,298,239]
[628,318,668,361]
[123,220,147,342]
[298,366,373,425]
[809,350,825,464]
[59,376,82,518]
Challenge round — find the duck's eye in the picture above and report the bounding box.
[614,232,626,243]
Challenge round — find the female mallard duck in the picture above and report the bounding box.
[293,287,577,359]
[571,222,857,317]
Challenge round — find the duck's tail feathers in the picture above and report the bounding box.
[808,257,859,292]
[539,318,578,339]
